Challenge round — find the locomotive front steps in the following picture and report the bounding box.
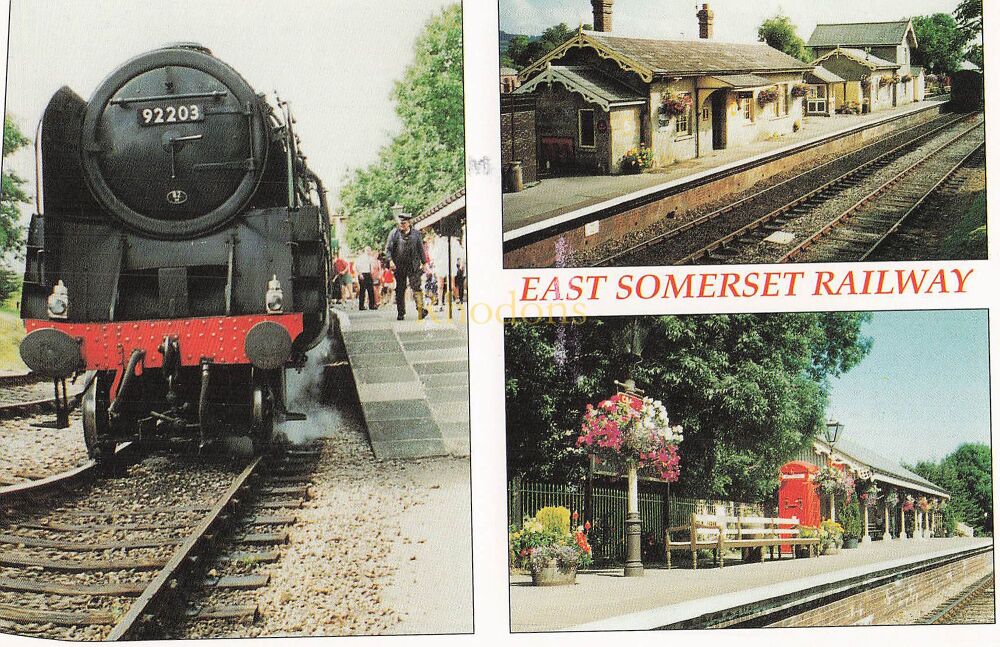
[334,304,469,460]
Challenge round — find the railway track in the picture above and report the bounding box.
[0,441,318,640]
[0,372,83,421]
[922,572,995,625]
[865,144,987,262]
[781,122,985,263]
[598,111,976,267]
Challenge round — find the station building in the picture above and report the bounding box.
[781,436,951,542]
[512,3,813,174]
[807,20,926,113]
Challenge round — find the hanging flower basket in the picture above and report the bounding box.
[858,481,881,508]
[791,83,809,98]
[917,496,930,512]
[901,73,913,83]
[814,465,853,500]
[902,495,915,512]
[885,490,900,507]
[660,92,693,119]
[578,392,683,482]
[757,87,779,107]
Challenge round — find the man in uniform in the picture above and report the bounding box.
[384,212,429,320]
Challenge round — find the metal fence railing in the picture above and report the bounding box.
[508,478,763,563]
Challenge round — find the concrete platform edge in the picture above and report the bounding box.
[563,539,994,632]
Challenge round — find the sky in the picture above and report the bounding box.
[2,0,455,215]
[500,0,964,42]
[825,310,991,468]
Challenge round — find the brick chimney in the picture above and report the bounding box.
[697,3,714,39]
[591,0,613,32]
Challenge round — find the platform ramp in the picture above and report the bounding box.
[337,306,469,459]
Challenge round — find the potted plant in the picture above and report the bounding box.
[819,519,843,555]
[509,507,593,586]
[885,490,899,508]
[791,83,809,98]
[840,500,864,548]
[798,525,819,557]
[619,145,655,174]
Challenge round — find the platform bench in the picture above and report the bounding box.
[665,514,820,569]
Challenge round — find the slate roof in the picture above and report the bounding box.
[808,20,913,48]
[710,73,775,88]
[583,31,813,76]
[806,66,846,84]
[820,438,949,497]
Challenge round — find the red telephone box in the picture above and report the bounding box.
[778,461,820,554]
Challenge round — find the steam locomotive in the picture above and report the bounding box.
[18,44,331,460]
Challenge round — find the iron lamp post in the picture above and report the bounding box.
[823,419,844,521]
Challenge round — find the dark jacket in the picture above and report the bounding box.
[384,227,427,274]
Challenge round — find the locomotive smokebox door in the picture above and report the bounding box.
[80,46,269,239]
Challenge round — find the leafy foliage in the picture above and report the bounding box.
[909,443,993,536]
[955,0,983,40]
[0,265,20,305]
[840,500,864,540]
[339,4,464,251]
[912,14,967,75]
[2,116,31,258]
[501,23,585,70]
[505,313,872,501]
[758,15,812,63]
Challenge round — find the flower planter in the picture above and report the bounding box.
[531,561,577,586]
[822,546,841,556]
[842,537,859,549]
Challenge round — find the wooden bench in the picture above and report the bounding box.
[665,514,820,569]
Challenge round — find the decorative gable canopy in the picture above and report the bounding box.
[808,20,918,49]
[519,29,813,84]
[814,47,900,71]
[806,66,846,85]
[514,64,646,111]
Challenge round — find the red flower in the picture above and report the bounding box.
[584,521,591,531]
[572,511,579,521]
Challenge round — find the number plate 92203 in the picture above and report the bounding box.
[137,104,205,126]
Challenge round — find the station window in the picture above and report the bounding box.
[675,94,692,136]
[775,87,786,117]
[578,109,596,148]
[741,96,753,121]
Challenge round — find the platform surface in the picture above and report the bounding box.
[509,536,993,632]
[503,98,949,237]
[337,302,469,459]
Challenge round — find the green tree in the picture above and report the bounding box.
[505,313,872,501]
[2,116,31,258]
[912,14,967,75]
[955,0,983,40]
[503,23,585,70]
[758,14,812,63]
[340,3,464,251]
[909,443,992,536]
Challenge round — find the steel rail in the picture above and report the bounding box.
[922,571,995,625]
[858,143,986,261]
[106,455,264,640]
[779,121,984,263]
[0,442,135,506]
[594,111,971,267]
[669,113,980,266]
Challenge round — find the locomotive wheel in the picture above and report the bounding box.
[82,373,116,462]
[251,381,275,453]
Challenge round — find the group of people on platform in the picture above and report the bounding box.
[331,212,465,321]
